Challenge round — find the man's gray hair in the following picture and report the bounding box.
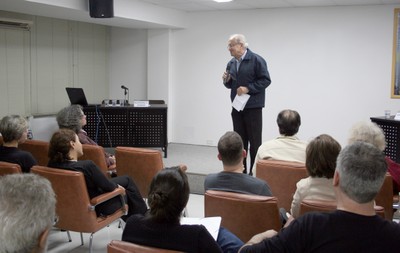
[229,34,249,48]
[0,115,28,143]
[336,141,387,203]
[56,104,84,133]
[0,174,56,253]
[348,121,386,151]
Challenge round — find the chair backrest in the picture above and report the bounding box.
[204,190,281,242]
[31,166,129,233]
[299,199,386,218]
[375,173,394,220]
[299,199,337,215]
[115,147,164,198]
[256,159,307,211]
[0,161,22,176]
[107,240,184,253]
[31,165,102,232]
[79,144,109,176]
[18,139,49,166]
[0,135,3,145]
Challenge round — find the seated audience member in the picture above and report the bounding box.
[348,121,400,195]
[253,109,307,173]
[56,105,116,170]
[122,167,244,253]
[47,128,147,218]
[205,131,272,196]
[0,115,37,172]
[0,174,56,253]
[290,134,341,218]
[239,142,400,253]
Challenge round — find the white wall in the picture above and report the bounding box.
[109,28,148,101]
[109,5,400,147]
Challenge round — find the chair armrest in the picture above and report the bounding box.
[89,187,126,211]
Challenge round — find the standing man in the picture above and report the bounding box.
[223,34,271,175]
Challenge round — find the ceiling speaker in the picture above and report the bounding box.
[89,0,114,18]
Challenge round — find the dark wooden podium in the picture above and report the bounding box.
[83,104,168,157]
[370,116,400,163]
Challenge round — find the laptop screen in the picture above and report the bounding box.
[65,87,88,106]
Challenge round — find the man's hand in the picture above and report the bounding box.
[239,230,278,252]
[248,230,277,245]
[237,86,249,95]
[223,71,231,83]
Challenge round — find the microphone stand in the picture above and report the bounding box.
[123,88,129,106]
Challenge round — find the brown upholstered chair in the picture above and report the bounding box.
[0,161,22,176]
[19,139,49,166]
[256,160,307,211]
[299,199,386,218]
[115,147,164,198]
[375,173,394,220]
[31,165,127,253]
[299,199,338,216]
[0,135,3,145]
[204,190,281,242]
[107,240,184,253]
[79,144,112,176]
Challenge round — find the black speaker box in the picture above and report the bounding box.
[89,0,114,18]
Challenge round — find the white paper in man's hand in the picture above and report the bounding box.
[232,94,250,112]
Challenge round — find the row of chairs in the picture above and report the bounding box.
[255,159,395,220]
[204,187,386,243]
[0,160,387,253]
[0,138,166,253]
[0,161,170,253]
[0,140,395,251]
[12,139,165,198]
[203,159,394,243]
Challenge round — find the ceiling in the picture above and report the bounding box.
[139,0,400,12]
[1,0,400,30]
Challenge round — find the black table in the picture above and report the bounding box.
[83,104,168,157]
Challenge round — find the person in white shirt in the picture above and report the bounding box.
[290,134,341,218]
[253,109,307,173]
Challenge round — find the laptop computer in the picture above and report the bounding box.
[65,87,89,106]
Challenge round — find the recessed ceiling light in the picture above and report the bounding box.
[214,0,233,2]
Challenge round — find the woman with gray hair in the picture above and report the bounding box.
[56,105,116,170]
[348,121,400,194]
[0,115,37,172]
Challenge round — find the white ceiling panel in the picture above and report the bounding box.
[139,0,400,12]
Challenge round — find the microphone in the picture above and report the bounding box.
[121,85,129,90]
[224,64,231,84]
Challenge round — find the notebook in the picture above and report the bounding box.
[181,216,221,240]
[65,87,89,106]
